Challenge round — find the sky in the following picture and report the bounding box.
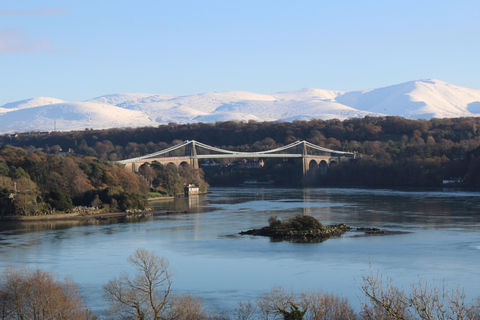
[1,0,480,106]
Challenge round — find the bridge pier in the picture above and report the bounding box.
[122,162,136,173]
[185,141,199,169]
[302,156,340,185]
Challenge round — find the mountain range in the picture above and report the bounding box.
[2,79,480,134]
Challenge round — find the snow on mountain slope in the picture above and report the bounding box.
[336,79,480,119]
[88,89,377,122]
[87,93,177,107]
[0,102,156,134]
[194,112,261,123]
[272,88,343,101]
[88,91,277,116]
[211,98,381,122]
[151,105,210,123]
[85,80,480,123]
[2,79,480,134]
[1,97,65,110]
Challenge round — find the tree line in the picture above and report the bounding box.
[6,116,480,187]
[7,116,480,159]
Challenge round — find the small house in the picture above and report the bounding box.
[184,184,200,196]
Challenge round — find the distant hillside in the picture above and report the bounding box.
[2,79,480,133]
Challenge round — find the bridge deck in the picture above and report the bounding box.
[118,140,357,164]
[128,154,352,164]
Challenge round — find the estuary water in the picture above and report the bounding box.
[0,187,479,315]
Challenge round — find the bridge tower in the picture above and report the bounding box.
[297,141,308,176]
[185,140,199,169]
[297,141,310,181]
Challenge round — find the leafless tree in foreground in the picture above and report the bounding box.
[103,248,214,320]
[299,289,357,320]
[359,268,480,320]
[234,300,257,320]
[234,286,357,320]
[0,266,96,320]
[166,293,210,320]
[103,248,173,320]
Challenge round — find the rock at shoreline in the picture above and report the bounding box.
[239,215,351,243]
[239,215,408,243]
[239,223,351,243]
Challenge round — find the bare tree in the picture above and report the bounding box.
[103,248,173,320]
[300,290,357,320]
[468,297,480,319]
[359,268,476,320]
[235,287,357,320]
[167,293,210,320]
[257,286,296,319]
[359,270,411,320]
[234,300,257,320]
[0,266,96,320]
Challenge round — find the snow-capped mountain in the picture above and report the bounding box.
[0,101,157,133]
[1,79,480,134]
[335,79,480,119]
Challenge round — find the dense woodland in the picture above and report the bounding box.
[6,116,480,188]
[0,146,150,215]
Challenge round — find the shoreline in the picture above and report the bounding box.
[0,209,154,222]
[0,196,175,223]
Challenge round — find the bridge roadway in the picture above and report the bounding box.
[118,140,357,183]
[122,154,348,182]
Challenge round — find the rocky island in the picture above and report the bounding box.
[239,215,351,243]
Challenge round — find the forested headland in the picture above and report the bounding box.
[0,146,149,216]
[0,145,209,216]
[6,116,480,188]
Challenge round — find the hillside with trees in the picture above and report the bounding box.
[138,161,209,196]
[5,116,480,187]
[0,146,150,216]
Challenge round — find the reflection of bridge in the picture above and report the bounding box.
[118,140,358,183]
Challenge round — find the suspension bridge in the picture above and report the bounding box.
[118,140,358,182]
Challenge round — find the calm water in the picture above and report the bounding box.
[1,187,479,316]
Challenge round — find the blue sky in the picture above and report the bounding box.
[1,0,480,105]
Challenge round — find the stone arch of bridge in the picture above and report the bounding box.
[122,158,199,173]
[319,160,328,175]
[179,161,191,169]
[302,157,338,185]
[166,162,177,172]
[134,158,199,170]
[308,159,319,176]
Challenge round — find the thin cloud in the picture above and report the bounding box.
[0,29,53,54]
[0,7,64,16]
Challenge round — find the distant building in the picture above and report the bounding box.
[184,184,200,196]
[242,179,274,185]
[58,148,75,156]
[442,177,464,185]
[238,159,265,169]
[201,160,219,167]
